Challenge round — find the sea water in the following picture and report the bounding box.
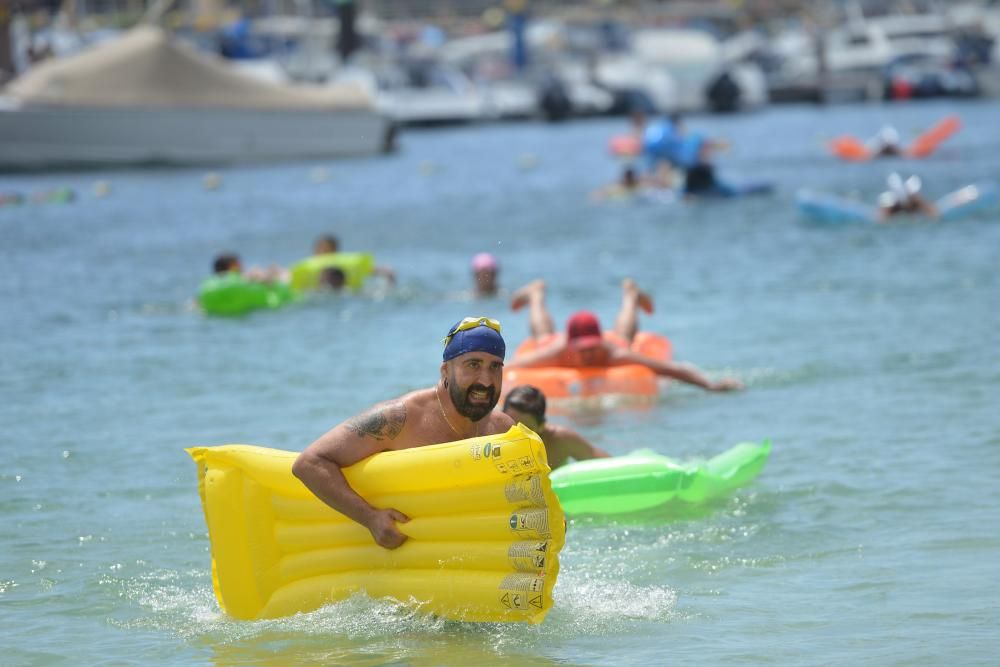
[2,100,999,665]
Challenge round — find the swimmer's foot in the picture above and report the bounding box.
[622,278,654,314]
[510,279,545,311]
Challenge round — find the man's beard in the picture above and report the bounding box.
[448,377,497,421]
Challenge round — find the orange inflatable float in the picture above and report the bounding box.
[828,115,961,161]
[503,332,673,401]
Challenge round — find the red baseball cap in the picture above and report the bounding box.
[566,311,603,349]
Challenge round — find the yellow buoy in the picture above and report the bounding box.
[203,173,222,191]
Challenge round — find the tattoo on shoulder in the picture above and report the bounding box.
[346,401,406,441]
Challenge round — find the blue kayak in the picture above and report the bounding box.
[621,180,772,205]
[795,189,879,223]
[797,182,998,224]
[700,179,775,198]
[937,183,999,221]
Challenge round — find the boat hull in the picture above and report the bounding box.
[0,103,392,170]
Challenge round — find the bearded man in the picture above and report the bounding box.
[293,317,513,549]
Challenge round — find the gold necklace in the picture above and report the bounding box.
[437,386,479,439]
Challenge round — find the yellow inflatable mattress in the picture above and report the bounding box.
[288,252,375,292]
[187,424,565,623]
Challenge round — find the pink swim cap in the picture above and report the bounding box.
[471,252,498,272]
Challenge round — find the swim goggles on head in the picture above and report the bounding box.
[442,316,502,346]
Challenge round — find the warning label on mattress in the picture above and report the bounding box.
[499,572,546,611]
[490,438,539,475]
[504,475,545,506]
[508,509,550,537]
[500,573,546,593]
[507,540,549,572]
[499,591,544,611]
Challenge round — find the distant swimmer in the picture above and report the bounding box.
[636,112,727,171]
[627,112,741,198]
[867,125,904,158]
[313,234,340,255]
[877,172,939,221]
[668,113,729,167]
[212,253,286,282]
[318,267,348,290]
[503,385,609,469]
[590,163,673,201]
[506,279,742,392]
[471,252,501,298]
[312,234,397,286]
[831,117,962,161]
[682,163,719,196]
[628,110,677,180]
[293,317,515,549]
[591,165,650,200]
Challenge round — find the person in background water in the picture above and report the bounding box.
[314,235,340,255]
[629,110,678,189]
[877,172,939,221]
[213,253,241,274]
[631,111,730,196]
[668,114,730,197]
[681,163,720,197]
[591,165,655,201]
[471,252,500,298]
[318,267,347,291]
[313,234,398,286]
[867,125,904,158]
[293,317,514,549]
[503,385,609,469]
[669,113,729,166]
[507,279,742,392]
[212,253,285,282]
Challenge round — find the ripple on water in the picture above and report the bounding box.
[103,560,681,664]
[5,105,1000,665]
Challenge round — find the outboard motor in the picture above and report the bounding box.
[538,73,572,122]
[706,70,741,113]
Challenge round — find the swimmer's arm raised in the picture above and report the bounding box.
[504,344,564,368]
[292,401,410,549]
[619,352,743,392]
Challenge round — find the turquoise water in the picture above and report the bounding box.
[2,101,999,665]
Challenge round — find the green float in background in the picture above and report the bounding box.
[198,273,298,317]
[551,441,771,516]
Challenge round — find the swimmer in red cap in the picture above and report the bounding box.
[506,279,742,392]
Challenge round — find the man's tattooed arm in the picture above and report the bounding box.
[345,401,406,441]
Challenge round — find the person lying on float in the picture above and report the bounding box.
[506,279,742,392]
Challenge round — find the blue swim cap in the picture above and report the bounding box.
[442,317,506,362]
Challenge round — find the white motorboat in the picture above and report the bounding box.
[438,31,539,120]
[768,11,958,103]
[335,58,486,126]
[439,26,613,120]
[0,26,393,170]
[596,28,767,113]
